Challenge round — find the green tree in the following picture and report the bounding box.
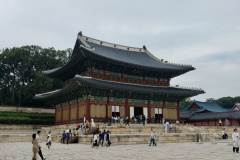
[206,98,215,102]
[180,98,193,110]
[0,45,71,106]
[205,96,240,109]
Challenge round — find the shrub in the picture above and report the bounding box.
[0,111,55,125]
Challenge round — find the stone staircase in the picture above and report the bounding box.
[0,125,50,143]
[1,123,239,145]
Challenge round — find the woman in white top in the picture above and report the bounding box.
[219,119,222,126]
[232,129,239,153]
[91,119,96,128]
[91,134,98,149]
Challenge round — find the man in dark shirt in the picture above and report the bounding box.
[101,130,106,147]
[62,131,66,144]
[106,131,111,147]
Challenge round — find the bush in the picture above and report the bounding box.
[0,111,55,125]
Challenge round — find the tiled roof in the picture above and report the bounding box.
[43,33,195,80]
[34,76,204,104]
[189,111,237,121]
[187,101,229,113]
[85,40,193,71]
[231,110,240,120]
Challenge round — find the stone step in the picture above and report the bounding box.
[78,133,200,145]
[0,134,59,143]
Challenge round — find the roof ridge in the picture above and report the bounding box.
[81,35,145,52]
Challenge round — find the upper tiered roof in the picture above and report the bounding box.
[43,32,195,80]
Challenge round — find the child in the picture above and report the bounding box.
[46,136,51,149]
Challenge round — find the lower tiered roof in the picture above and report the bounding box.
[34,75,204,104]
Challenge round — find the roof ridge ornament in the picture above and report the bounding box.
[78,31,82,36]
[143,45,147,50]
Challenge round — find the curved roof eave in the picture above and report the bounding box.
[34,75,205,101]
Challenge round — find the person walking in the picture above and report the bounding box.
[222,128,226,139]
[162,118,165,124]
[68,124,72,137]
[46,136,51,149]
[36,131,46,160]
[142,115,146,126]
[98,131,103,147]
[101,130,106,147]
[225,119,229,126]
[48,131,52,148]
[164,122,168,134]
[66,133,70,145]
[169,122,172,133]
[32,133,39,160]
[219,119,222,126]
[232,129,239,153]
[84,114,86,123]
[149,129,156,146]
[62,131,66,144]
[125,116,129,126]
[92,133,98,149]
[106,130,111,147]
[81,124,85,135]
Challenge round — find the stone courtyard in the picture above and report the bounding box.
[0,142,237,160]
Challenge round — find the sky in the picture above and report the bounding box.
[0,0,240,101]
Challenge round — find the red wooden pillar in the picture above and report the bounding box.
[148,100,151,123]
[177,102,180,121]
[54,105,56,125]
[90,71,93,77]
[61,104,63,124]
[125,99,129,118]
[163,101,166,121]
[103,74,106,80]
[105,98,110,122]
[68,101,71,124]
[86,99,91,122]
[77,100,79,122]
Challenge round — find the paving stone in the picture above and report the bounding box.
[0,142,237,160]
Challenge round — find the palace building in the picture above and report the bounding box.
[34,32,204,125]
[180,101,240,126]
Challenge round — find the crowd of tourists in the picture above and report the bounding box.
[91,130,112,149]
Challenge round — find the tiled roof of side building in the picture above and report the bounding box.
[187,101,229,112]
[180,112,194,119]
[231,110,240,120]
[189,110,238,121]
